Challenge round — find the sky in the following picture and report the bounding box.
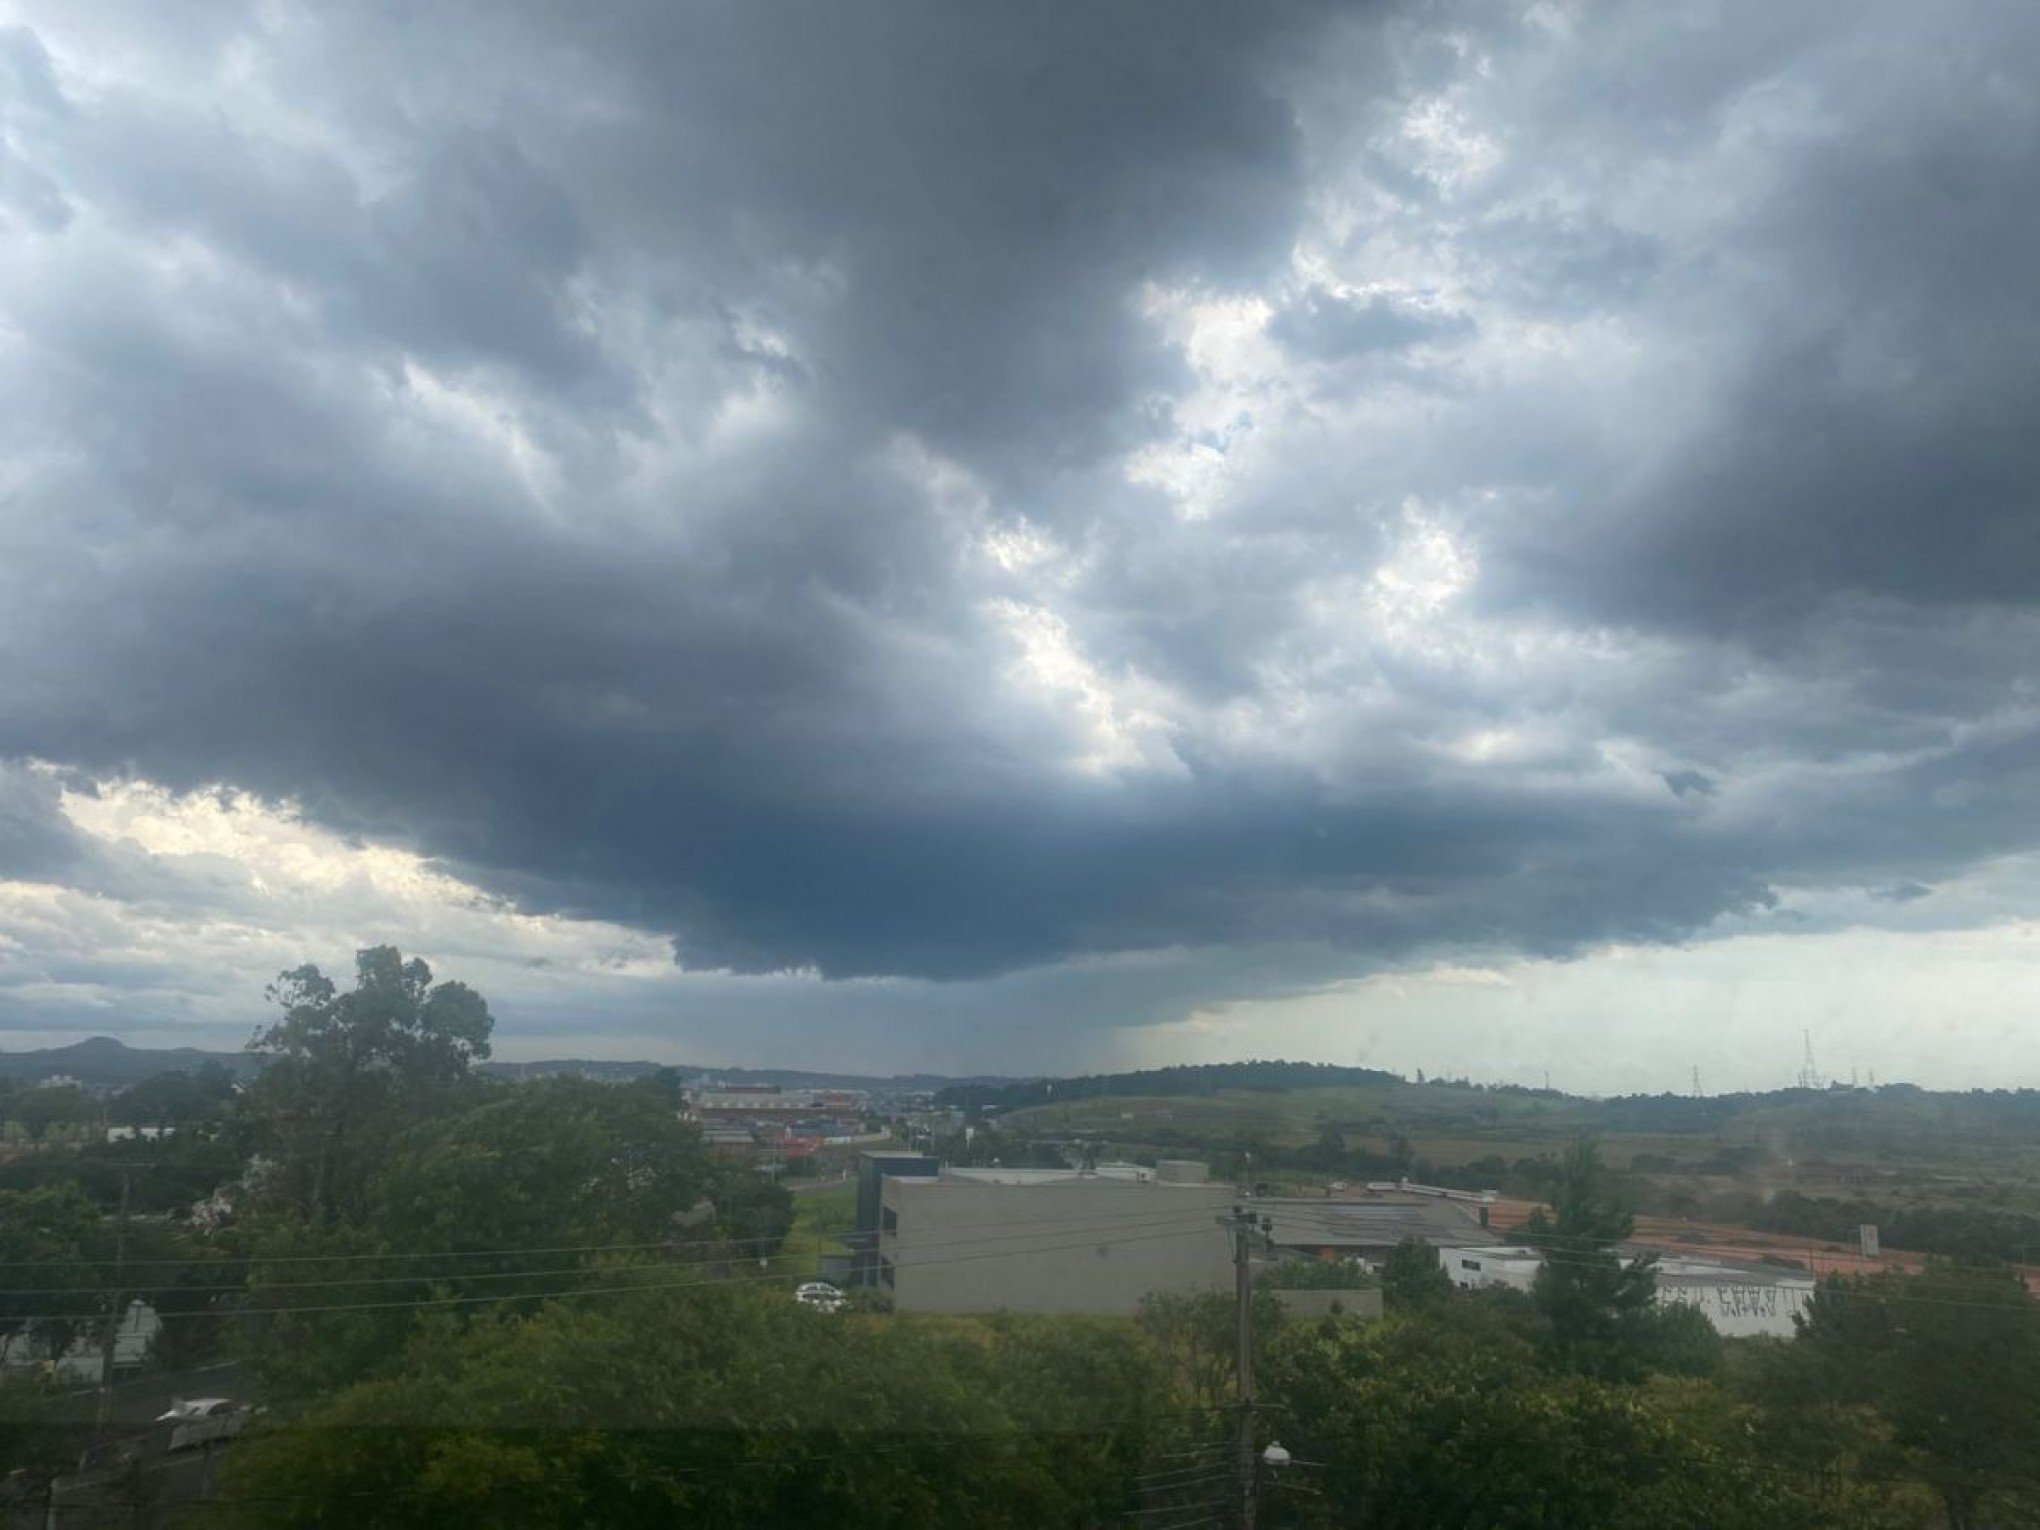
[1,1,2037,1090]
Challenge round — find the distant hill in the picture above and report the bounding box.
[941,1060,1405,1114]
[0,1038,1014,1095]
[477,1059,1018,1092]
[0,1037,262,1089]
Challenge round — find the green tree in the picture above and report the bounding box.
[0,1184,110,1363]
[239,1076,793,1394]
[13,1084,93,1145]
[1635,1299,1725,1379]
[1792,1262,2040,1528]
[0,1374,93,1510]
[1259,1311,1812,1530]
[1380,1235,1452,1307]
[1136,1287,1284,1420]
[1260,1257,1378,1291]
[1731,1325,1917,1527]
[0,1181,229,1376]
[1520,1140,1659,1380]
[112,1063,237,1128]
[368,1077,737,1253]
[1385,1129,1415,1174]
[217,1284,1170,1528]
[240,947,493,1224]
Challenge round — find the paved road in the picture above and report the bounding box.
[8,1362,253,1528]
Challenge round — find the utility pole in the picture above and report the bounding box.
[1225,1204,1259,1530]
[97,1170,132,1430]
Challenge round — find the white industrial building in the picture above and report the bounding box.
[1654,1255,1817,1338]
[1438,1244,1544,1295]
[0,1300,158,1379]
[1435,1244,1816,1339]
[878,1160,1233,1315]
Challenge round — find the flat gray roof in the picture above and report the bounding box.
[1254,1198,1498,1248]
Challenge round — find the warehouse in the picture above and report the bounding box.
[1435,1243,1817,1338]
[878,1161,1233,1315]
[1254,1195,1499,1262]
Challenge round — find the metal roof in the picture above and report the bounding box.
[1253,1198,1498,1249]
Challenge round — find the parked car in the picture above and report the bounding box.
[157,1398,250,1452]
[795,1282,846,1313]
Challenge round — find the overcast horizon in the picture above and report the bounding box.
[3,2,2038,1094]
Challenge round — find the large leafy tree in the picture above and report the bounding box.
[1136,1287,1284,1418]
[11,1084,93,1145]
[1519,1140,1659,1380]
[0,1183,231,1379]
[0,1185,112,1363]
[366,1074,792,1278]
[216,1285,1169,1528]
[1259,1311,1810,1530]
[239,1076,793,1395]
[0,1374,94,1512]
[112,1063,238,1128]
[240,947,493,1224]
[1790,1262,2040,1529]
[1380,1235,1452,1307]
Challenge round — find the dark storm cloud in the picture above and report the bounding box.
[0,0,2037,1035]
[1660,771,1715,800]
[0,767,82,883]
[1468,0,2040,632]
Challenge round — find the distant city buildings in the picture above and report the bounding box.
[680,1083,890,1163]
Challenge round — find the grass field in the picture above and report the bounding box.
[1003,1082,1607,1154]
[784,1181,857,1281]
[996,1077,2040,1219]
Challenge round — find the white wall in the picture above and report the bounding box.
[1438,1245,1541,1294]
[1656,1274,1813,1339]
[0,1300,158,1379]
[1438,1246,1813,1338]
[881,1174,1233,1315]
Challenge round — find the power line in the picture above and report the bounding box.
[0,1198,1227,1273]
[0,1217,1239,1326]
[0,1205,1225,1294]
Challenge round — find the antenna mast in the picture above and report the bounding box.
[1796,1031,1822,1091]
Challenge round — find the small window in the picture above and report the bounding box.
[881,1207,898,1233]
[1461,1259,1482,1271]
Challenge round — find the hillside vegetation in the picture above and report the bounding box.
[955,1062,2040,1259]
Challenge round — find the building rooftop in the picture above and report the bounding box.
[1256,1198,1498,1249]
[925,1163,1154,1186]
[1442,1243,1818,1287]
[1647,1252,1816,1287]
[887,1163,1226,1189]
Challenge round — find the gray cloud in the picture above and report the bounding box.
[1872,882,1932,904]
[1269,288,1473,359]
[0,0,2036,1056]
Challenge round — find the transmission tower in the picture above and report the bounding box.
[1691,1064,1702,1099]
[1796,1030,1822,1091]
